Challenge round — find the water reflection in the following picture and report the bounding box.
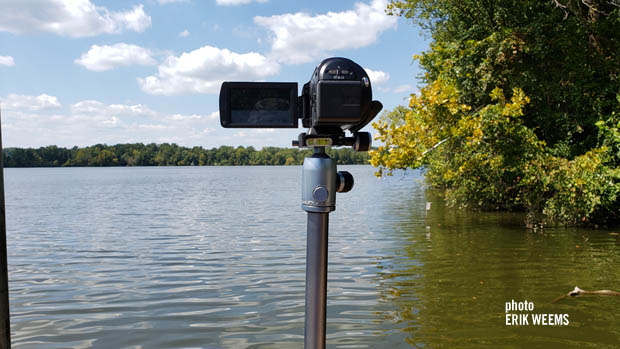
[376,189,620,347]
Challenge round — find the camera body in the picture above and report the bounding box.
[299,57,373,134]
[219,57,382,148]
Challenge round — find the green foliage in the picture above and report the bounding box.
[373,0,620,225]
[2,143,370,168]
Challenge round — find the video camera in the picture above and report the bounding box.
[220,59,383,338]
[219,57,383,151]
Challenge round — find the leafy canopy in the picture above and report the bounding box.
[372,0,620,225]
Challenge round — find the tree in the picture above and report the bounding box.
[372,0,620,225]
[90,149,118,166]
[73,149,90,166]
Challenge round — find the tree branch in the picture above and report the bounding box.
[581,0,608,15]
[551,0,570,19]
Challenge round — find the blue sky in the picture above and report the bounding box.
[0,0,428,149]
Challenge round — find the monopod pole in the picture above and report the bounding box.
[0,109,10,349]
[301,147,338,349]
[300,145,354,348]
[304,212,328,349]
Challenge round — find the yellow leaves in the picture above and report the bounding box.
[481,87,530,121]
[408,94,419,109]
[511,88,530,105]
[503,88,530,116]
[457,113,484,146]
[489,87,529,117]
[373,76,478,176]
[472,127,483,141]
[443,169,456,181]
[416,78,460,114]
[371,105,438,175]
[407,77,472,135]
[489,87,504,102]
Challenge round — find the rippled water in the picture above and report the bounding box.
[5,166,620,348]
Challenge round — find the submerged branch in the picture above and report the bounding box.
[552,286,620,303]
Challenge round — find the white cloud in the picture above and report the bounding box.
[216,0,267,5]
[139,124,169,129]
[71,100,156,117]
[168,113,202,121]
[1,94,61,111]
[75,43,157,71]
[254,0,396,63]
[0,0,151,37]
[364,68,390,85]
[138,45,280,95]
[393,84,412,93]
[179,29,190,37]
[0,56,15,67]
[101,116,120,127]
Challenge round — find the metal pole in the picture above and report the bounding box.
[0,108,10,348]
[304,212,328,349]
[301,147,336,348]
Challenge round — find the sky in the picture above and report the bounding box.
[0,0,429,149]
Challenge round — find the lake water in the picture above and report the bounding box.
[4,166,620,348]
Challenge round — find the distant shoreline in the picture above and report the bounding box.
[3,164,372,169]
[2,143,371,167]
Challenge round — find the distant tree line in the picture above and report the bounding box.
[1,143,370,167]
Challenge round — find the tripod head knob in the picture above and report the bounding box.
[353,132,372,152]
[336,171,354,193]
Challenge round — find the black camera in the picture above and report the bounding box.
[219,57,382,150]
